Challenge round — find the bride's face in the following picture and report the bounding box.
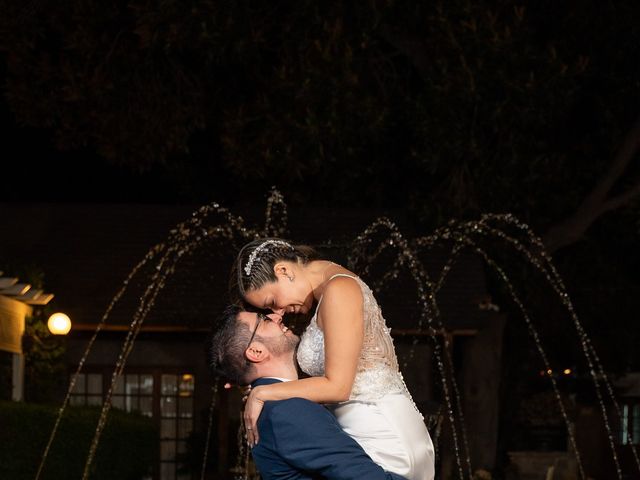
[244,276,314,316]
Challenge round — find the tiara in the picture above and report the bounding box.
[244,240,293,276]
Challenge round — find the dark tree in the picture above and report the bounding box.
[1,0,639,244]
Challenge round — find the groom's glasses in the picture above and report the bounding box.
[246,312,268,351]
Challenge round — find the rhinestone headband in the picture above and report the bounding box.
[244,240,293,276]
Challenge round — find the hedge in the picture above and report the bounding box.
[0,401,157,480]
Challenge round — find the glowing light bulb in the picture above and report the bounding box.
[563,368,572,375]
[47,313,71,335]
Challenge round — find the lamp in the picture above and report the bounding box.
[47,312,71,335]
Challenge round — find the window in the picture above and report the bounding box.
[69,370,195,480]
[69,372,103,406]
[113,373,154,417]
[619,401,640,445]
[160,373,195,480]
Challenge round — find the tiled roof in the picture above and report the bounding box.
[0,203,491,331]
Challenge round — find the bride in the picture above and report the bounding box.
[232,238,435,480]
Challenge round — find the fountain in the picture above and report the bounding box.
[34,189,639,480]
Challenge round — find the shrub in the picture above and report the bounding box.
[0,401,157,480]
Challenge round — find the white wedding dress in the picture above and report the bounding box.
[297,274,435,480]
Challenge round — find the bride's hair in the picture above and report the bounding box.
[231,237,320,297]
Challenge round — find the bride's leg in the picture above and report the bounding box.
[331,396,434,480]
[376,393,435,480]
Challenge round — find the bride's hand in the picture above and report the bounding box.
[244,386,264,447]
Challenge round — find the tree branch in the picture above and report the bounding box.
[543,115,640,253]
[585,116,640,207]
[600,180,640,214]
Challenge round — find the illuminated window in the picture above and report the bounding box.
[618,401,640,445]
[112,373,154,417]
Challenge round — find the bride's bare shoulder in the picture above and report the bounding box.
[322,275,362,306]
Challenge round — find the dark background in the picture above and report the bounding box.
[1,1,637,218]
[1,0,639,463]
[2,0,639,360]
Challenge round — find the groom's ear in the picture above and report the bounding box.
[245,342,269,364]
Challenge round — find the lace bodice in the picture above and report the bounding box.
[297,274,411,402]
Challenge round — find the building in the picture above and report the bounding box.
[0,274,54,401]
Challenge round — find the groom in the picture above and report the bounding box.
[208,304,407,480]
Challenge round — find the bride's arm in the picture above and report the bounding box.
[245,276,364,445]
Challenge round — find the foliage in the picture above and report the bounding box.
[0,263,66,402]
[22,312,67,402]
[0,1,638,221]
[0,401,157,480]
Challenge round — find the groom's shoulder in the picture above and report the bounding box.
[260,398,338,443]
